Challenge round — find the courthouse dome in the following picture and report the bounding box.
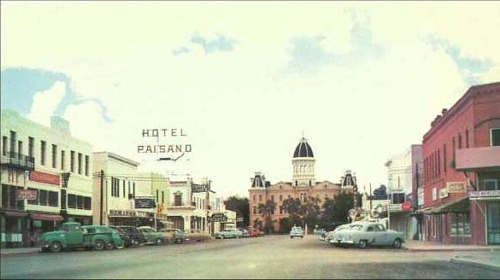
[293,137,314,158]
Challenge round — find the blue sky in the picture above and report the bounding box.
[1,1,499,198]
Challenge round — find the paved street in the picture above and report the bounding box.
[1,235,500,279]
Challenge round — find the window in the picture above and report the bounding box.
[259,194,262,201]
[61,150,65,170]
[450,213,471,236]
[432,187,437,201]
[271,195,274,202]
[85,155,89,176]
[52,144,57,168]
[17,140,23,159]
[443,144,447,173]
[491,128,500,146]
[48,191,58,207]
[2,136,7,156]
[458,133,462,149]
[162,191,164,204]
[174,192,182,206]
[28,137,34,158]
[40,140,46,166]
[70,151,75,172]
[10,131,16,153]
[279,195,282,201]
[465,129,469,148]
[253,195,256,202]
[484,179,498,191]
[78,153,82,174]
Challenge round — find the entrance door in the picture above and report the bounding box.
[487,202,500,245]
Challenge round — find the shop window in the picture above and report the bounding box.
[68,194,77,208]
[450,213,471,236]
[48,191,58,207]
[84,196,91,210]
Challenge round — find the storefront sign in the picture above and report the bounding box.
[109,210,136,217]
[210,213,227,222]
[469,190,500,198]
[16,189,38,200]
[446,182,466,193]
[29,171,60,185]
[439,188,449,199]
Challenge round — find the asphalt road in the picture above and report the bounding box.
[1,235,500,279]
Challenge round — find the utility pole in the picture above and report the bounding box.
[100,170,104,226]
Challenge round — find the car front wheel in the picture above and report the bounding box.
[358,240,367,249]
[49,241,62,253]
[392,239,403,249]
[94,240,105,251]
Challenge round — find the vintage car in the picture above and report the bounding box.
[214,229,243,239]
[323,224,350,243]
[40,222,124,252]
[137,226,167,245]
[289,226,304,239]
[160,228,189,244]
[330,221,405,249]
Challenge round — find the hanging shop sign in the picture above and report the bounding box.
[191,183,209,193]
[134,197,156,209]
[446,182,466,193]
[209,213,227,223]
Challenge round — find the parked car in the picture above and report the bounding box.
[248,228,259,237]
[330,221,405,249]
[323,224,350,244]
[117,225,147,247]
[40,222,124,253]
[160,228,189,244]
[137,226,167,245]
[238,228,251,238]
[185,229,212,242]
[107,225,133,248]
[289,226,304,239]
[214,229,243,239]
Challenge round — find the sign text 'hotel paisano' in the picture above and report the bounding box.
[137,128,192,155]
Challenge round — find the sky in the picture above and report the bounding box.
[1,1,499,199]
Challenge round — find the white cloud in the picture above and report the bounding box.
[2,1,500,198]
[27,81,66,127]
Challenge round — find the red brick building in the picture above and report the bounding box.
[248,137,352,233]
[420,82,500,245]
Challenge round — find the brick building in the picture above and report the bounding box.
[420,82,500,245]
[248,137,352,233]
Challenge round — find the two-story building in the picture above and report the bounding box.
[420,81,500,245]
[1,110,93,248]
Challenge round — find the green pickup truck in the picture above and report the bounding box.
[40,222,124,252]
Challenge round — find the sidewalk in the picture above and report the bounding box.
[403,240,500,269]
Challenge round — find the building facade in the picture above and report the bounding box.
[248,137,349,233]
[92,151,157,228]
[384,144,423,240]
[1,110,93,248]
[420,82,500,245]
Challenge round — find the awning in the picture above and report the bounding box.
[2,210,28,217]
[30,213,64,221]
[422,197,469,214]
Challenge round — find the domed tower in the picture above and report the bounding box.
[292,137,316,187]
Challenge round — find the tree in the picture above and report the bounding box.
[224,196,249,227]
[257,200,276,234]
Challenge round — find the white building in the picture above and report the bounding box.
[92,151,157,227]
[1,110,93,248]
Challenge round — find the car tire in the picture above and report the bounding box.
[49,241,62,253]
[358,240,367,249]
[176,238,182,244]
[94,240,105,251]
[155,238,163,245]
[220,235,224,240]
[392,239,403,249]
[106,242,115,250]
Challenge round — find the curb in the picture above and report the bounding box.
[450,256,500,270]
